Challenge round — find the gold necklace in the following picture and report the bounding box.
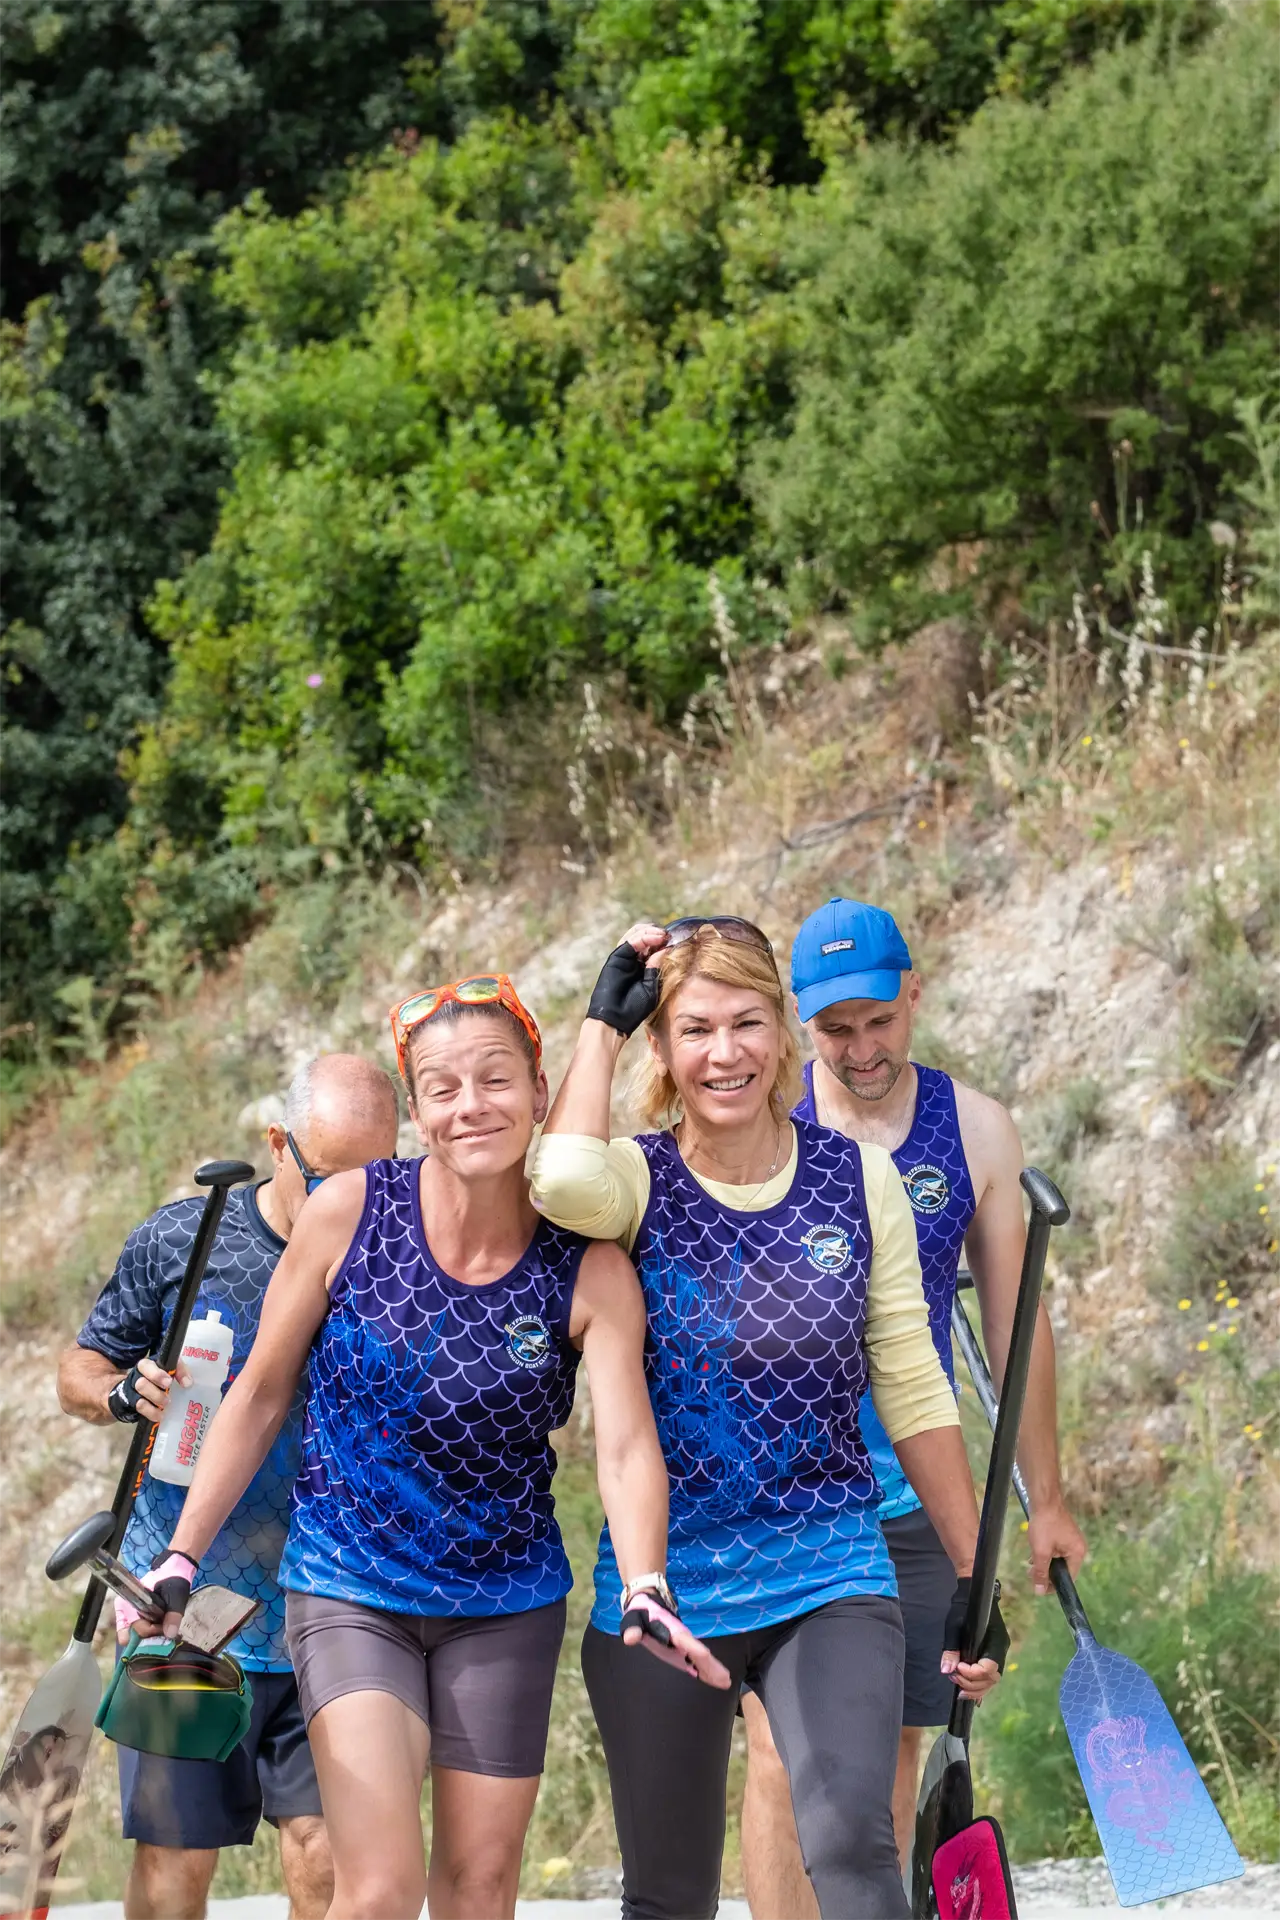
[679,1119,787,1207]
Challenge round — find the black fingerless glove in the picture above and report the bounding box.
[587,943,662,1037]
[944,1577,1011,1671]
[107,1366,146,1424]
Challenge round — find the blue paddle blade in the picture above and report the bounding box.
[1059,1638,1244,1906]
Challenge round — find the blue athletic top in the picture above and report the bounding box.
[794,1062,976,1519]
[77,1183,296,1672]
[281,1158,587,1616]
[592,1119,895,1640]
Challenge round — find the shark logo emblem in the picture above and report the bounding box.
[801,1225,852,1274]
[504,1314,554,1371]
[902,1162,950,1215]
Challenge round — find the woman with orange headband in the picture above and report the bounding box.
[117,975,727,1920]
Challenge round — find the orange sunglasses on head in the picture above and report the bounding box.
[389,975,543,1079]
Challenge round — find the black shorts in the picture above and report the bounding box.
[883,1506,957,1727]
[285,1590,567,1778]
[117,1669,321,1850]
[739,1507,958,1728]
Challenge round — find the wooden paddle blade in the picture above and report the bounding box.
[1060,1641,1244,1905]
[0,1638,100,1918]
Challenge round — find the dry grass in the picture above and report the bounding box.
[2,566,1276,1890]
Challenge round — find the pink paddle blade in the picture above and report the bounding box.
[932,1815,1017,1920]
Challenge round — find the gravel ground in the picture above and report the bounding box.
[49,1860,1279,1918]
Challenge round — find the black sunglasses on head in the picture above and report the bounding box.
[286,1132,328,1195]
[663,916,774,957]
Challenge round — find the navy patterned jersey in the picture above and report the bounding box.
[592,1120,894,1640]
[281,1158,586,1616]
[795,1062,977,1518]
[76,1183,296,1671]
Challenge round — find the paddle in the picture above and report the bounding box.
[950,1288,1245,1908]
[910,1167,1070,1920]
[0,1159,255,1920]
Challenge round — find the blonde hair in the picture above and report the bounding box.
[628,931,802,1131]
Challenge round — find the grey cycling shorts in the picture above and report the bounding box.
[285,1590,566,1778]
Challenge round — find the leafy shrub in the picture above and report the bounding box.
[0,0,450,1027]
[137,123,796,876]
[567,0,1209,175]
[753,4,1279,635]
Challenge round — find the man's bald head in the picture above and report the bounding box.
[285,1053,400,1148]
[261,1054,400,1235]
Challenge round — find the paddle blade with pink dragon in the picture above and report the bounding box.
[1060,1636,1243,1906]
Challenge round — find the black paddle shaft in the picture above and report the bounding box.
[950,1290,1094,1642]
[948,1167,1069,1742]
[71,1159,256,1644]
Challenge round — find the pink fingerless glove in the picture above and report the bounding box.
[114,1550,197,1641]
[619,1593,733,1691]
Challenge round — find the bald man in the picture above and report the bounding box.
[57,1054,399,1920]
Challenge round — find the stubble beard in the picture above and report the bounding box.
[831,1055,906,1103]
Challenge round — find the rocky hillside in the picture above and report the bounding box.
[2,610,1276,1897]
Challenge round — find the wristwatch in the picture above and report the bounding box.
[621,1572,679,1615]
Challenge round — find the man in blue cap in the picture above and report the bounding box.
[740,898,1087,1914]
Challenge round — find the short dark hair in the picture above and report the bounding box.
[402,999,538,1100]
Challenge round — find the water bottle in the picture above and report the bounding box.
[150,1310,235,1485]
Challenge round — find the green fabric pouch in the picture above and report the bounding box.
[96,1635,253,1763]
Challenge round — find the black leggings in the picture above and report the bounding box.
[583,1593,906,1920]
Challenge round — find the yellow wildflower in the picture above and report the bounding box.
[1177,1299,1191,1310]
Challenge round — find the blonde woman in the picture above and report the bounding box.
[531,920,1008,1920]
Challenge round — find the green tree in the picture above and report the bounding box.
[133,119,795,921]
[752,3,1278,633]
[1,0,444,1019]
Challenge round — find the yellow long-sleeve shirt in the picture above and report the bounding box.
[530,1126,958,1446]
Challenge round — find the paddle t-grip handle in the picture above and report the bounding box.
[48,1509,163,1618]
[950,1290,1096,1648]
[949,1167,1069,1740]
[71,1158,256,1644]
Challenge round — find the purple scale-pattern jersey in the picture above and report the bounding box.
[592,1120,895,1640]
[795,1061,976,1518]
[281,1158,586,1617]
[76,1184,296,1671]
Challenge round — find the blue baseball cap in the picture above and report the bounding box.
[790,899,912,1021]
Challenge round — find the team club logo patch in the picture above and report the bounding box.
[504,1313,554,1370]
[903,1162,950,1215]
[801,1224,853,1275]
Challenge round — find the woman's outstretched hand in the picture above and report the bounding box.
[620,1593,732,1688]
[586,923,669,1037]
